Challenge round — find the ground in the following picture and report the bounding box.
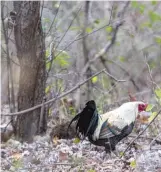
[1,132,161,172]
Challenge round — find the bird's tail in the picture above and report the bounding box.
[67,100,98,139]
[67,112,80,137]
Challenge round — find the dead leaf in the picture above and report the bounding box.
[12,153,22,160]
[52,136,59,145]
[59,151,68,161]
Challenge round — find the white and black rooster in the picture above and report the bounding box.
[67,100,149,153]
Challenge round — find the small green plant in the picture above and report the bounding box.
[130,160,136,168]
[12,159,23,170]
[73,137,80,144]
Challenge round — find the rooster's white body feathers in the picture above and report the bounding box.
[92,101,144,140]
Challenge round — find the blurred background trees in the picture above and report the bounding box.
[1,1,161,142]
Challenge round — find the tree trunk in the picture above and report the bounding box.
[13,1,46,142]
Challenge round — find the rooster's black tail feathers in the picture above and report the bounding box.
[67,100,98,139]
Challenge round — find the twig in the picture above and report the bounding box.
[121,107,161,157]
[144,53,159,91]
[38,97,45,133]
[54,6,82,51]
[103,70,126,82]
[107,59,140,91]
[3,120,12,133]
[129,134,158,140]
[54,19,124,61]
[45,1,62,37]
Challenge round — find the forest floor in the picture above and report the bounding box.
[1,105,161,172]
[1,131,161,172]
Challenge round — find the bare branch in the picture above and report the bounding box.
[55,6,82,50]
[1,69,104,116]
[54,19,124,61]
[103,70,126,82]
[2,69,126,116]
[144,52,160,90]
[107,59,140,91]
[82,21,124,75]
[81,1,130,76]
[45,1,62,37]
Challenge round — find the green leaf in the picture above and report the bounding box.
[88,170,96,172]
[119,152,124,156]
[152,1,157,5]
[69,107,76,116]
[46,61,51,70]
[131,1,139,8]
[116,42,120,46]
[45,85,51,94]
[140,22,152,29]
[107,35,112,41]
[94,19,100,24]
[54,3,60,8]
[130,160,136,168]
[73,137,80,144]
[146,104,154,111]
[44,18,50,23]
[155,88,161,98]
[118,56,125,62]
[13,159,23,169]
[70,26,81,31]
[92,76,98,83]
[139,4,145,14]
[55,50,71,67]
[86,27,92,33]
[149,11,161,23]
[106,26,113,33]
[45,49,50,58]
[48,108,52,116]
[155,37,161,45]
[148,112,157,122]
[149,60,156,69]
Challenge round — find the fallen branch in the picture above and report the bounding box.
[121,107,161,157]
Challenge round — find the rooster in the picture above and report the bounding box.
[67,100,149,153]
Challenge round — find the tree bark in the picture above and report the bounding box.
[13,1,46,142]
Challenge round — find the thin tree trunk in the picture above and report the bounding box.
[13,1,46,142]
[82,1,91,101]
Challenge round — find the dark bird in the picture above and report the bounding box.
[67,100,149,153]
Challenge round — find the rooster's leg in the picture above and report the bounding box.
[105,141,115,153]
